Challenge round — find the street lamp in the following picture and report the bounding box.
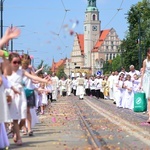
[138,15,142,70]
[137,6,144,70]
[10,24,25,52]
[0,0,4,38]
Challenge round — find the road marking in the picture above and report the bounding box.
[84,99,150,146]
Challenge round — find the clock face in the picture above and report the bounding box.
[92,26,97,31]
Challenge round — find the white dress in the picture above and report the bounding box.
[122,80,134,109]
[7,69,27,120]
[51,76,59,100]
[143,59,150,99]
[38,89,48,105]
[116,80,124,107]
[0,72,11,123]
[0,123,9,148]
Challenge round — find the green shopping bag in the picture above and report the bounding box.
[134,92,147,112]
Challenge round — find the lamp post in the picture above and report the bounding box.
[138,11,142,70]
[0,0,4,38]
[10,24,25,52]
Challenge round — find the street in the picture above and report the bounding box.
[9,95,150,150]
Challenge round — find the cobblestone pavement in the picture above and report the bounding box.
[8,95,150,150]
[9,96,93,150]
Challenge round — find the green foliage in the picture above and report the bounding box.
[121,0,150,70]
[103,55,122,74]
[103,60,112,74]
[36,60,51,75]
[56,65,67,79]
[112,55,122,71]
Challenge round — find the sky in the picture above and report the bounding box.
[3,0,141,67]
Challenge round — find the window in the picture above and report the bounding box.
[92,26,97,31]
[106,54,109,61]
[93,14,96,21]
[110,53,112,60]
[113,54,115,59]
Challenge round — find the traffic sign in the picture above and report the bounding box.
[96,71,101,76]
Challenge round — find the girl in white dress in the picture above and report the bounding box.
[7,53,52,145]
[140,48,150,123]
[122,74,134,110]
[38,83,48,114]
[0,27,20,149]
[21,54,37,136]
[115,73,125,108]
[132,74,141,93]
[0,75,11,149]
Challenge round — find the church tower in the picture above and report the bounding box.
[84,0,101,68]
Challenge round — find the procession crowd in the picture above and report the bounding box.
[58,65,142,110]
[0,27,150,150]
[0,27,54,149]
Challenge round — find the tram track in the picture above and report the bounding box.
[84,98,150,144]
[71,96,150,150]
[74,101,104,150]
[92,96,148,122]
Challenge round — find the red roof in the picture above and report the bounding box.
[76,33,84,55]
[51,59,66,72]
[92,29,110,52]
[53,30,110,69]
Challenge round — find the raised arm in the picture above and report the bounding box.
[0,27,20,48]
[23,70,51,85]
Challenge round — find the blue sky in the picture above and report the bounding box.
[3,0,141,67]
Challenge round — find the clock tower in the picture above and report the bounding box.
[84,0,101,68]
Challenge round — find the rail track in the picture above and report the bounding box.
[72,96,150,150]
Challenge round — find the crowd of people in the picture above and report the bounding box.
[0,27,53,148]
[51,60,150,125]
[0,27,150,149]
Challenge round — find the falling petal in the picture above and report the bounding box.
[69,30,74,36]
[52,117,56,123]
[72,22,77,29]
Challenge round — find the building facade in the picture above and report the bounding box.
[65,0,121,77]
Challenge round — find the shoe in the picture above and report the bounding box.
[16,139,22,146]
[13,135,17,143]
[23,132,27,135]
[39,112,44,115]
[28,131,33,136]
[113,101,116,104]
[146,119,150,124]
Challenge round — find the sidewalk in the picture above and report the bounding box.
[9,96,92,150]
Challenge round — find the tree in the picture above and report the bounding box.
[112,55,122,71]
[36,60,51,75]
[121,0,150,70]
[56,65,67,79]
[103,60,112,74]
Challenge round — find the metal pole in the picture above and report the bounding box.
[0,0,3,38]
[138,15,142,70]
[10,25,25,52]
[10,24,13,52]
